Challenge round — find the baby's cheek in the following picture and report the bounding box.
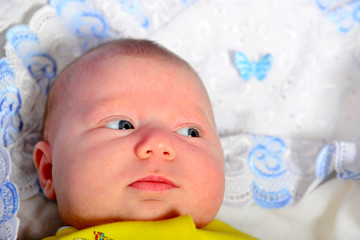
[201,150,225,203]
[188,162,224,228]
[205,164,225,200]
[189,148,225,200]
[203,143,225,190]
[52,159,103,226]
[187,141,224,190]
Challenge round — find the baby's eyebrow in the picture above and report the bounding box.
[81,96,215,129]
[81,98,125,124]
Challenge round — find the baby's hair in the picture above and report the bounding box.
[41,38,197,141]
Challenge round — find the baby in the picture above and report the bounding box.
[33,39,255,239]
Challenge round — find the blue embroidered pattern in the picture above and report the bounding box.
[316,0,360,33]
[6,25,57,95]
[249,136,291,208]
[339,170,360,180]
[181,0,197,6]
[50,0,110,52]
[336,142,360,180]
[234,52,273,81]
[316,142,360,180]
[0,146,19,225]
[315,143,336,180]
[316,0,344,10]
[252,181,292,209]
[119,0,150,29]
[0,59,23,148]
[118,0,197,30]
[249,136,287,177]
[51,0,85,14]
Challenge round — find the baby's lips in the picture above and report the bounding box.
[129,175,178,191]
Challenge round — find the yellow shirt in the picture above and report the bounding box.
[44,215,257,240]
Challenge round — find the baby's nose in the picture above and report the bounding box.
[134,127,176,161]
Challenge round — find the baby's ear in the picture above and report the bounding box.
[33,141,56,200]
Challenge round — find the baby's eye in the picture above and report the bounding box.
[105,120,134,130]
[176,127,201,138]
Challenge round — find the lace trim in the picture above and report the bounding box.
[0,59,23,148]
[222,133,360,209]
[0,0,45,33]
[316,0,360,33]
[0,145,19,239]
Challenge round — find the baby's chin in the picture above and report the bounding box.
[117,206,217,228]
[63,209,214,230]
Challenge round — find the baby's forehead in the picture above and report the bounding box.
[49,53,207,121]
[63,50,200,91]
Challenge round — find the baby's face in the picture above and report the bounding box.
[46,54,224,229]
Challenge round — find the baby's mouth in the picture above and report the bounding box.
[129,176,178,192]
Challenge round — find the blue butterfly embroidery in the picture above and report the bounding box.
[234,52,273,81]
